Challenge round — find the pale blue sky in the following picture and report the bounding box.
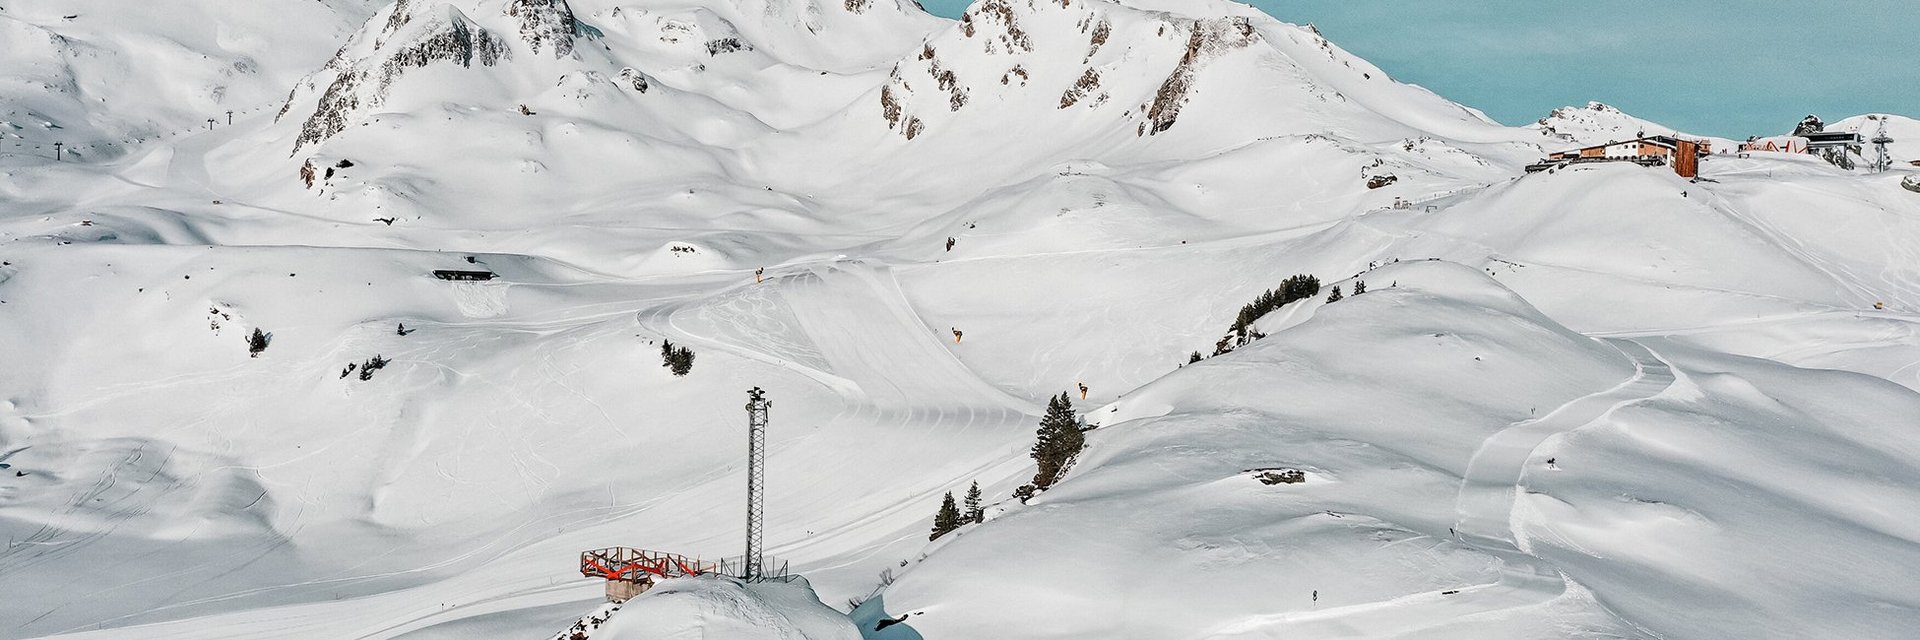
[911,0,1919,137]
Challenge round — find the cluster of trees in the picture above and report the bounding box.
[931,393,1086,539]
[338,354,391,380]
[360,355,390,380]
[1030,393,1084,490]
[339,354,390,380]
[660,340,695,376]
[1326,280,1366,303]
[1194,274,1391,367]
[1216,274,1320,355]
[930,481,985,540]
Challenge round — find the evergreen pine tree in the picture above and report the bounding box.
[1031,392,1084,490]
[669,346,695,376]
[358,354,389,381]
[1189,351,1204,364]
[1353,280,1367,295]
[661,340,695,376]
[964,481,984,523]
[1326,285,1343,303]
[1219,274,1322,355]
[1280,274,1320,303]
[930,491,961,540]
[246,328,269,358]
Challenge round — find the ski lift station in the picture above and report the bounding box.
[578,387,794,602]
[1525,114,1902,178]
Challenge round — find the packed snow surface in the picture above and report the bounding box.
[1,0,1917,638]
[595,577,859,640]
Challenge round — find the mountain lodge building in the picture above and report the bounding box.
[1546,135,1709,162]
[1531,135,1709,177]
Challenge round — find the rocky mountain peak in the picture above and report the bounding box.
[505,0,578,58]
[281,0,511,151]
[875,0,1263,141]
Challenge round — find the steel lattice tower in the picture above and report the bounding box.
[1871,118,1895,173]
[743,387,770,580]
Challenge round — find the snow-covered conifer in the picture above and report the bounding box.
[964,481,984,523]
[931,491,961,540]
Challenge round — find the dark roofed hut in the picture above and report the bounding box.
[432,269,496,281]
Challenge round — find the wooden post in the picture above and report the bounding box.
[1674,140,1699,178]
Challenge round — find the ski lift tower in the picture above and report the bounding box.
[576,387,787,602]
[1871,119,1895,173]
[743,387,770,581]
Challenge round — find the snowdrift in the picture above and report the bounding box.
[592,577,859,640]
[890,261,1920,639]
[1,0,1917,637]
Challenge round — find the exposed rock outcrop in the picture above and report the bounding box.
[619,67,651,93]
[505,0,578,58]
[1141,17,1257,135]
[281,0,510,152]
[1058,68,1100,108]
[874,0,1260,141]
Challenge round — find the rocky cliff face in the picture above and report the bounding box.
[1140,16,1257,135]
[280,0,513,151]
[873,0,1262,141]
[506,0,578,58]
[278,0,588,152]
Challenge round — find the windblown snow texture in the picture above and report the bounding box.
[0,0,1917,638]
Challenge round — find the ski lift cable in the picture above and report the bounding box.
[0,98,284,159]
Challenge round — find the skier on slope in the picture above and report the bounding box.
[952,328,963,344]
[755,267,764,283]
[1078,382,1088,400]
[946,237,956,252]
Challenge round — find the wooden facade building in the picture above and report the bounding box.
[1530,135,1711,178]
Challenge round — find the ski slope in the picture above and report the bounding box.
[2,0,1918,638]
[1453,340,1676,550]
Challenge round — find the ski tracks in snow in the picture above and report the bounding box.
[645,259,1035,421]
[1199,340,1675,639]
[773,262,1032,415]
[1439,339,1674,633]
[1452,339,1675,553]
[633,259,1042,581]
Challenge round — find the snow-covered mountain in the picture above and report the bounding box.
[1528,101,1738,152]
[2,0,1918,639]
[0,0,380,158]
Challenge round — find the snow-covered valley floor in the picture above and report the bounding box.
[3,0,1919,638]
